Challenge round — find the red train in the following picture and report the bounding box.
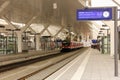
[61,40,83,51]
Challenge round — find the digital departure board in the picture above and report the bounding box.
[77,8,112,20]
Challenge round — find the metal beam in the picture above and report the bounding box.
[29,27,36,33]
[21,16,37,32]
[39,24,49,35]
[46,29,52,36]
[54,26,64,37]
[0,1,10,13]
[2,16,17,29]
[112,0,120,7]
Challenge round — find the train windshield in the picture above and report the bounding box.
[62,40,70,46]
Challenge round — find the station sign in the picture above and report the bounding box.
[77,8,113,20]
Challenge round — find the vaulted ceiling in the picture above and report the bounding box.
[0,0,91,36]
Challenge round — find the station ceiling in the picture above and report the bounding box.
[0,0,119,39]
[0,0,91,37]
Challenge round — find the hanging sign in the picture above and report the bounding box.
[77,8,113,20]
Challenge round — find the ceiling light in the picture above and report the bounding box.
[53,3,57,9]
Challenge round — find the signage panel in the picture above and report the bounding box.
[77,8,112,20]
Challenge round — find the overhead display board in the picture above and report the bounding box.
[77,8,113,20]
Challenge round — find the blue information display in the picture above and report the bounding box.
[92,40,97,43]
[77,8,112,20]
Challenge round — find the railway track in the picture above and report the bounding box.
[0,48,88,80]
[18,48,87,80]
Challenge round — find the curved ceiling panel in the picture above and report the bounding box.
[0,0,91,35]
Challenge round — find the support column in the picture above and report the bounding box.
[35,35,40,50]
[110,25,115,56]
[114,7,118,76]
[17,32,22,53]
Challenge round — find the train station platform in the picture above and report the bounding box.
[45,48,120,80]
[0,50,60,66]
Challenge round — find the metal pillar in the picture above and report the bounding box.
[114,7,118,77]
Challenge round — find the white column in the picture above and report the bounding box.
[17,32,22,53]
[108,24,115,56]
[35,35,40,50]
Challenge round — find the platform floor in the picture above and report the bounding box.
[0,50,60,66]
[45,48,120,80]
